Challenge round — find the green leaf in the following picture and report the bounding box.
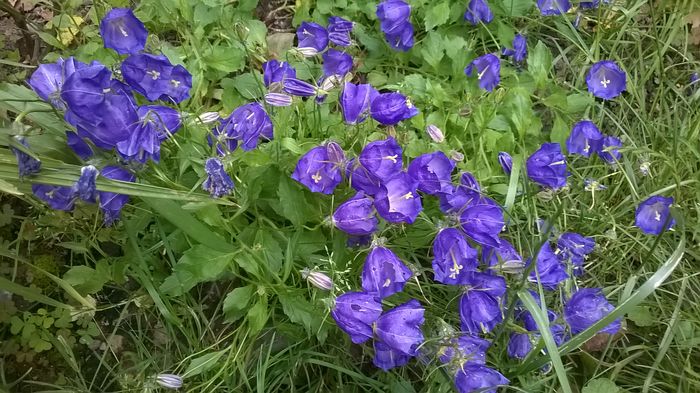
[223,285,254,323]
[203,44,246,73]
[420,32,445,69]
[276,176,315,227]
[62,262,111,295]
[279,294,327,342]
[255,230,284,274]
[160,246,234,296]
[499,0,533,16]
[231,72,264,100]
[582,378,620,393]
[550,116,569,147]
[567,93,594,113]
[424,1,451,31]
[184,350,226,377]
[627,305,655,327]
[528,41,552,88]
[247,295,268,333]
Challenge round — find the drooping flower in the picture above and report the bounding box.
[376,0,411,34]
[481,239,524,273]
[460,200,504,248]
[202,158,234,198]
[220,102,273,151]
[370,92,419,125]
[439,334,490,365]
[328,16,353,47]
[361,246,413,298]
[586,60,626,100]
[407,152,455,195]
[459,273,506,334]
[264,92,293,107]
[32,185,75,211]
[536,0,571,15]
[507,333,532,359]
[527,243,569,290]
[564,288,621,335]
[374,172,423,224]
[566,120,604,157]
[373,340,411,371]
[502,34,527,63]
[301,268,334,290]
[526,142,568,189]
[99,166,135,225]
[374,299,425,355]
[99,8,148,55]
[598,135,623,164]
[296,22,328,54]
[358,137,403,181]
[121,53,192,103]
[331,291,383,344]
[425,124,445,143]
[465,54,500,92]
[454,364,509,393]
[117,105,182,163]
[11,137,41,178]
[635,195,675,235]
[557,232,595,269]
[346,158,382,196]
[383,23,414,52]
[283,78,317,97]
[322,49,353,77]
[155,373,183,390]
[432,228,479,285]
[463,0,494,26]
[262,60,296,87]
[72,165,98,203]
[498,152,513,175]
[340,83,378,124]
[332,192,379,236]
[66,131,93,160]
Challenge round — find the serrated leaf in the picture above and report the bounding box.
[528,41,552,88]
[627,305,655,327]
[567,93,594,113]
[499,0,533,16]
[420,32,445,69]
[223,285,254,322]
[424,1,451,31]
[62,262,111,295]
[184,350,225,377]
[550,115,569,147]
[160,245,233,296]
[231,72,264,100]
[276,176,315,227]
[582,378,620,393]
[279,294,327,342]
[203,44,246,73]
[247,295,268,333]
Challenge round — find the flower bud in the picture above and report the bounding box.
[425,124,445,143]
[325,141,346,165]
[498,152,513,175]
[264,92,293,107]
[449,150,465,162]
[156,373,183,390]
[301,268,333,290]
[197,112,221,124]
[296,47,319,57]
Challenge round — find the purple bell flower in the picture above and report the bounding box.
[202,158,234,198]
[291,145,343,194]
[635,195,675,235]
[73,165,98,203]
[454,364,509,393]
[99,8,148,55]
[332,192,379,236]
[340,82,378,124]
[121,53,192,103]
[432,228,479,285]
[32,185,75,211]
[557,232,595,266]
[264,92,293,107]
[407,152,455,195]
[346,158,382,196]
[459,273,506,334]
[439,334,490,365]
[227,102,274,151]
[28,57,88,110]
[328,16,353,47]
[322,49,353,77]
[459,172,481,193]
[586,60,626,100]
[498,152,513,175]
[465,54,500,92]
[598,135,623,163]
[564,288,621,335]
[537,0,571,15]
[283,78,317,97]
[384,23,414,51]
[374,172,423,224]
[361,246,413,298]
[296,22,328,53]
[99,166,135,225]
[482,239,524,272]
[566,120,604,157]
[373,341,411,371]
[262,60,296,87]
[580,0,604,8]
[359,137,402,181]
[117,105,182,163]
[502,34,527,63]
[527,243,569,290]
[377,0,411,34]
[526,142,568,189]
[374,299,425,355]
[507,333,532,359]
[370,92,419,125]
[325,141,346,167]
[425,124,445,143]
[66,131,93,160]
[331,291,383,344]
[437,175,484,214]
[460,200,504,248]
[464,0,494,25]
[11,137,41,178]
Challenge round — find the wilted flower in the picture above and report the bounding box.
[598,135,623,164]
[374,299,425,355]
[328,16,353,47]
[202,158,234,198]
[11,137,41,178]
[262,60,296,87]
[301,268,333,290]
[155,373,183,390]
[459,273,506,334]
[498,152,513,175]
[283,78,317,97]
[537,0,571,15]
[370,92,419,125]
[425,124,445,143]
[464,0,494,25]
[291,145,343,194]
[100,8,148,55]
[635,195,675,235]
[73,165,98,203]
[527,243,568,290]
[566,120,603,157]
[407,152,455,195]
[361,246,413,298]
[296,22,328,53]
[121,53,192,103]
[333,192,379,236]
[526,142,568,189]
[432,228,479,285]
[584,178,607,191]
[460,200,504,247]
[340,82,378,124]
[99,166,135,225]
[32,185,75,211]
[586,60,626,100]
[331,291,383,344]
[322,49,353,77]
[557,232,594,275]
[507,333,532,359]
[502,34,527,63]
[465,54,500,92]
[564,288,621,335]
[374,172,423,224]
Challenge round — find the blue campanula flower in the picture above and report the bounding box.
[121,53,192,103]
[322,49,353,77]
[635,195,675,235]
[301,268,334,290]
[439,334,490,365]
[296,22,328,54]
[526,142,568,189]
[460,199,504,248]
[283,78,317,97]
[384,23,414,52]
[557,232,595,265]
[407,152,455,195]
[225,102,273,151]
[437,182,484,215]
[11,137,41,177]
[325,141,346,167]
[291,145,343,194]
[155,373,183,390]
[482,239,524,272]
[498,152,513,175]
[374,172,423,224]
[459,287,503,335]
[598,135,623,163]
[454,364,509,393]
[502,34,527,63]
[374,299,425,356]
[465,54,500,92]
[28,57,89,110]
[464,0,494,25]
[333,192,379,236]
[346,158,382,196]
[66,131,94,160]
[328,16,353,47]
[331,291,383,344]
[376,0,411,34]
[341,82,378,124]
[566,120,603,157]
[373,341,411,371]
[359,137,402,181]
[32,185,75,211]
[117,105,182,163]
[537,0,571,15]
[432,228,479,285]
[425,124,445,143]
[202,158,234,198]
[564,288,620,335]
[99,166,135,225]
[527,243,568,290]
[100,8,148,55]
[507,333,532,359]
[72,165,98,203]
[586,60,626,100]
[361,246,413,298]
[370,92,418,125]
[459,172,481,193]
[262,60,296,87]
[264,92,293,107]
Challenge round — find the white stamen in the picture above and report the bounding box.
[601,77,611,88]
[312,172,322,184]
[383,155,398,164]
[148,70,161,80]
[383,278,392,287]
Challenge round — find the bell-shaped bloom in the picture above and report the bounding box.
[465,54,500,92]
[586,60,626,100]
[370,92,418,125]
[11,137,41,178]
[408,152,455,195]
[498,152,513,175]
[333,192,379,236]
[227,102,274,151]
[454,364,509,393]
[426,124,445,143]
[99,166,135,225]
[598,135,623,164]
[121,53,192,103]
[340,83,378,124]
[262,60,296,87]
[482,239,524,272]
[66,131,93,160]
[384,23,414,51]
[331,291,382,344]
[635,195,675,235]
[346,158,382,196]
[527,243,568,290]
[264,92,293,107]
[328,16,353,47]
[32,185,75,211]
[100,8,148,55]
[432,228,479,285]
[459,273,506,334]
[564,288,621,335]
[566,120,603,157]
[502,34,527,63]
[202,158,234,198]
[375,299,425,355]
[28,57,89,109]
[359,137,402,181]
[377,0,411,34]
[325,141,346,167]
[526,142,568,189]
[73,165,98,203]
[117,105,182,163]
[296,22,328,53]
[557,232,595,268]
[373,341,411,371]
[322,49,353,77]
[437,173,483,214]
[464,0,494,25]
[507,333,532,359]
[460,201,504,248]
[301,268,333,290]
[283,78,317,97]
[361,246,413,298]
[439,334,490,365]
[375,172,423,224]
[537,0,571,15]
[292,145,343,194]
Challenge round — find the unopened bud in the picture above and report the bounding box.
[425,124,445,143]
[265,92,293,107]
[301,268,333,291]
[156,373,183,390]
[325,141,346,166]
[498,152,513,175]
[197,112,221,124]
[449,150,465,162]
[296,47,318,57]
